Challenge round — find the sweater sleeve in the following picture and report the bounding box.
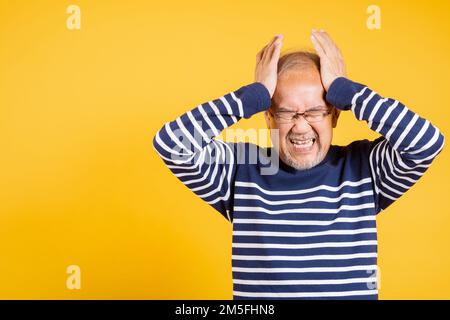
[326,77,445,214]
[152,82,271,222]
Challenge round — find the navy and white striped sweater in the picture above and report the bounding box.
[153,77,445,299]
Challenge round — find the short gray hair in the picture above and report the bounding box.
[273,49,341,126]
[277,50,320,77]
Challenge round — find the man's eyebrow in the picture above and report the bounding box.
[276,105,329,112]
[306,105,329,111]
[277,107,295,112]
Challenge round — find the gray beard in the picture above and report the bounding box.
[281,151,324,170]
[280,141,326,170]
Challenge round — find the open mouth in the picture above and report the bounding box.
[289,137,316,153]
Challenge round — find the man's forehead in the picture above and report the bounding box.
[275,104,329,112]
[271,84,328,111]
[271,66,327,110]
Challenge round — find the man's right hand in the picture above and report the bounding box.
[254,34,283,98]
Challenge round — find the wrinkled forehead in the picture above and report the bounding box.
[271,67,328,112]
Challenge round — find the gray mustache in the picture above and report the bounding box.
[287,135,316,140]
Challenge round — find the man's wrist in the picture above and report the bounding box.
[325,77,365,111]
[238,82,272,118]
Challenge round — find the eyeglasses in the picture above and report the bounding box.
[269,109,331,124]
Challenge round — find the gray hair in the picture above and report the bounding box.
[277,50,320,77]
[274,49,340,126]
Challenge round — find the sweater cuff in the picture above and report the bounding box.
[325,77,366,111]
[240,82,272,118]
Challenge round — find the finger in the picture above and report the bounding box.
[262,35,281,62]
[256,45,267,63]
[321,31,336,49]
[322,31,344,58]
[318,30,339,57]
[310,32,325,57]
[268,35,283,60]
[269,36,283,62]
[312,30,332,56]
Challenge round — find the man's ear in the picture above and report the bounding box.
[264,110,271,128]
[332,107,340,128]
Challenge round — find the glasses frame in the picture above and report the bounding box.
[268,109,332,124]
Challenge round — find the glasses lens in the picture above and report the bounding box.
[274,111,296,123]
[304,111,326,123]
[273,110,330,123]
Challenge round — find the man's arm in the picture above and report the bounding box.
[311,29,445,213]
[152,82,270,221]
[326,77,445,213]
[152,35,283,222]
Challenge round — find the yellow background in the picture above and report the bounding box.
[0,0,449,299]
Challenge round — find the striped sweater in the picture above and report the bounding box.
[152,77,445,300]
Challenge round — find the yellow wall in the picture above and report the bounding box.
[0,0,449,299]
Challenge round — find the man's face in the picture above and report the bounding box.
[264,66,338,170]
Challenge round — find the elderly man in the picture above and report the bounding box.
[153,30,445,299]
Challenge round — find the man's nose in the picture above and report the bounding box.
[291,115,312,133]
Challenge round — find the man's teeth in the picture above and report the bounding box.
[290,138,315,146]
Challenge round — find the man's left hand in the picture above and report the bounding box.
[310,29,347,92]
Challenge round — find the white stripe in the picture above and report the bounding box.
[198,104,219,137]
[179,145,213,185]
[388,148,425,176]
[374,100,398,133]
[155,130,188,157]
[378,143,412,190]
[369,140,381,196]
[235,190,374,206]
[185,140,234,204]
[233,216,375,226]
[232,252,377,261]
[402,120,430,152]
[233,228,376,238]
[350,87,368,114]
[392,114,419,150]
[233,203,375,215]
[153,140,197,165]
[187,111,211,143]
[407,128,440,155]
[232,265,378,273]
[164,122,190,153]
[374,139,383,186]
[232,240,378,249]
[379,190,398,201]
[175,117,202,151]
[187,142,223,192]
[167,153,205,170]
[219,96,238,123]
[173,148,208,178]
[233,277,376,285]
[374,140,405,195]
[230,92,244,118]
[391,147,430,170]
[367,97,388,125]
[207,140,235,204]
[385,105,408,140]
[377,173,405,196]
[233,289,378,298]
[358,90,377,120]
[235,178,372,196]
[383,146,419,184]
[208,101,228,129]
[410,140,444,163]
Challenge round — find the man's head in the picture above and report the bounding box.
[264,50,340,170]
